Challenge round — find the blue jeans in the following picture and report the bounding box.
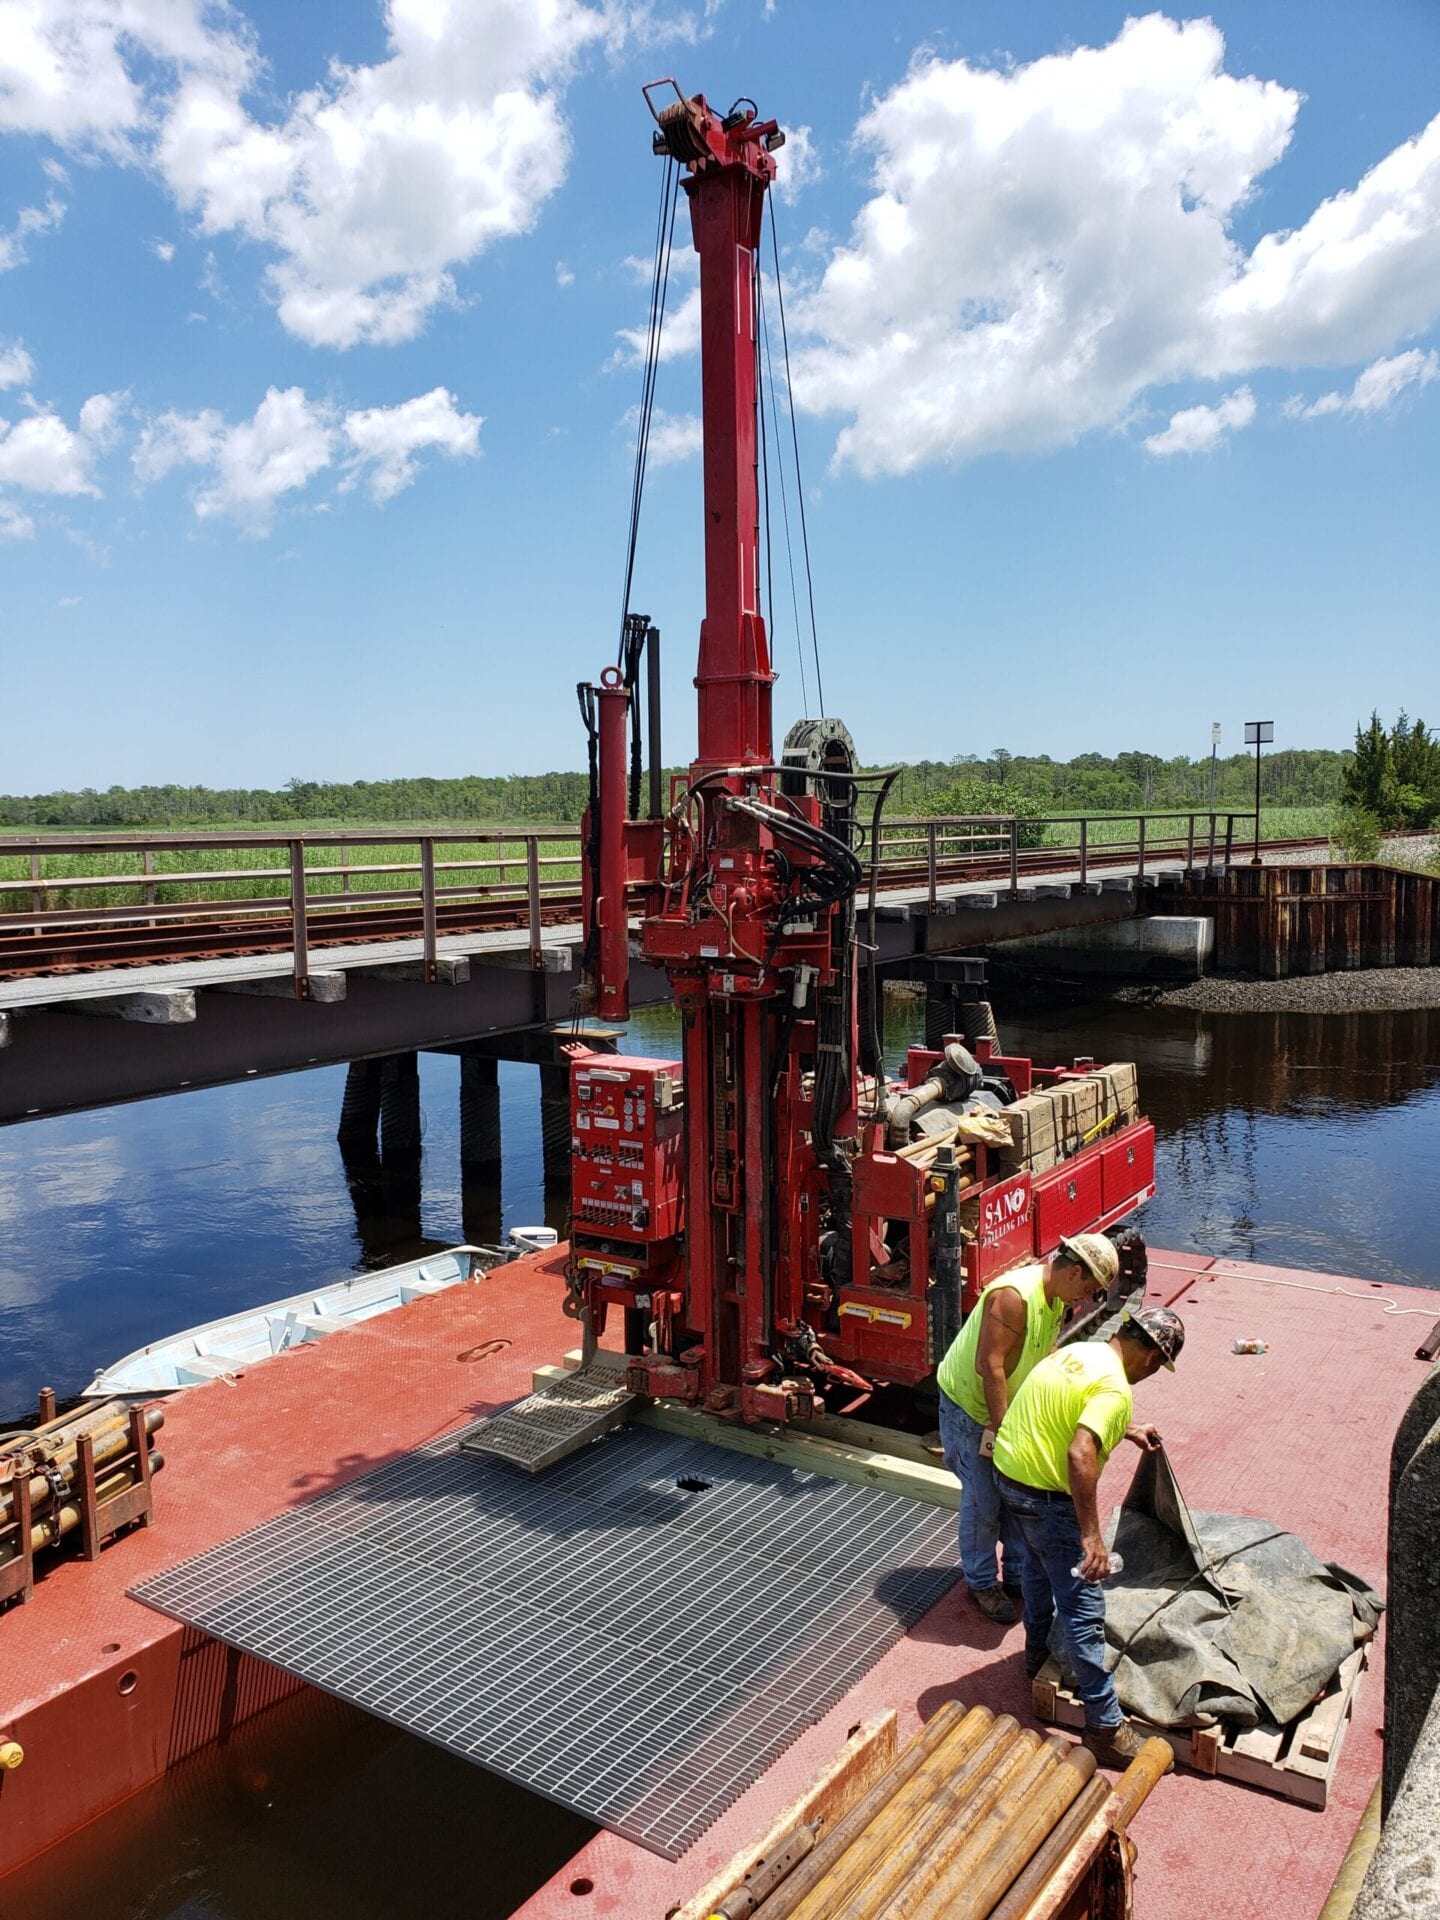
[997,1471,1122,1731]
[938,1392,1026,1593]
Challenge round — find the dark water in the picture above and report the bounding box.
[1,995,1437,1916]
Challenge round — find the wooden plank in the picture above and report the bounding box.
[1297,1650,1364,1762]
[634,1400,961,1510]
[552,1348,947,1472]
[1230,1720,1286,1764]
[671,1712,899,1920]
[1190,1723,1221,1776]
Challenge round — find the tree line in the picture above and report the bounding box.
[0,746,1364,831]
[1341,712,1440,831]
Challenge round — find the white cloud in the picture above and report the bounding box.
[340,386,482,501]
[1144,384,1255,456]
[555,259,574,288]
[57,593,81,606]
[0,401,108,496]
[787,16,1440,473]
[622,404,701,466]
[773,123,819,203]
[156,0,609,347]
[79,389,127,446]
[0,499,34,539]
[616,251,701,365]
[150,236,176,261]
[135,381,482,527]
[1288,348,1439,420]
[0,192,64,271]
[133,386,331,530]
[0,0,254,153]
[0,340,34,388]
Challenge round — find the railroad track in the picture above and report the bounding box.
[0,834,1344,982]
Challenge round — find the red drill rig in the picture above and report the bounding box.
[566,84,1154,1426]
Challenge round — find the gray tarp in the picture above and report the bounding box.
[1057,1448,1384,1730]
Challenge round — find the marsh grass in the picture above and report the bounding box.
[0,806,1343,917]
[0,820,585,915]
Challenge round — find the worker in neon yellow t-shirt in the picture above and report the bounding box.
[994,1307,1185,1768]
[936,1235,1119,1626]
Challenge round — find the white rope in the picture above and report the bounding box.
[1222,1266,1436,1320]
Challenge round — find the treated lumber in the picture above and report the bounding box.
[633,1400,960,1509]
[473,945,572,974]
[368,956,470,986]
[549,1351,954,1478]
[59,988,195,1024]
[211,971,347,1002]
[670,1712,899,1920]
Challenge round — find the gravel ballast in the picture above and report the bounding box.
[1126,968,1440,1014]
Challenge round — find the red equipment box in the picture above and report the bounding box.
[570,1054,684,1244]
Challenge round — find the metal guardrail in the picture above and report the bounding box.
[0,812,1262,991]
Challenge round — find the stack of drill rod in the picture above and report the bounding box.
[0,1400,164,1568]
[708,1700,1171,1920]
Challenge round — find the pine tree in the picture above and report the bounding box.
[1341,712,1396,820]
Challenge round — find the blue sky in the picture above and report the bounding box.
[1,0,1437,793]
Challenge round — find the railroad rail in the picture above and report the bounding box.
[0,810,1330,986]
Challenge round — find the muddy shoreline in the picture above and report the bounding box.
[1118,967,1440,1015]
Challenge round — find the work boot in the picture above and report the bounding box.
[1084,1719,1162,1768]
[969,1585,1017,1626]
[1024,1646,1050,1679]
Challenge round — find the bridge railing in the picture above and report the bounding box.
[0,809,1264,984]
[0,828,586,987]
[875,811,1256,907]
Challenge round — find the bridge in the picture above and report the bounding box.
[0,809,1330,1137]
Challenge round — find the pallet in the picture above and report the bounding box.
[1032,1645,1367,1810]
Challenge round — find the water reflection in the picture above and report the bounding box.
[0,1000,1436,1421]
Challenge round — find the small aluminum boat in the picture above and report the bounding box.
[86,1233,556,1396]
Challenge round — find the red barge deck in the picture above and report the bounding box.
[0,1244,1430,1919]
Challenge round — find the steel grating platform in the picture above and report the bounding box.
[131,1423,960,1857]
[459,1363,635,1471]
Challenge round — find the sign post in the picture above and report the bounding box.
[1209,721,1221,810]
[1244,721,1274,864]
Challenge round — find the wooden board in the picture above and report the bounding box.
[536,1353,961,1510]
[670,1712,899,1920]
[1031,1646,1368,1811]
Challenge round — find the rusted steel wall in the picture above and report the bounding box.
[1170,864,1439,979]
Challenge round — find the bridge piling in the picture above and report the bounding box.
[538,1063,571,1191]
[378,1054,422,1158]
[337,1059,383,1150]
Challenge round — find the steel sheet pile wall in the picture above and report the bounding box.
[1169,864,1439,978]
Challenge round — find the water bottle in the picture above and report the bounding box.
[1071,1552,1124,1583]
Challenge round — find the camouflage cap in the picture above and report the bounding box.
[1123,1305,1185,1371]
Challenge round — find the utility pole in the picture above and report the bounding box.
[1245,721,1273,865]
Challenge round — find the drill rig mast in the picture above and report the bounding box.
[570,83,865,1425]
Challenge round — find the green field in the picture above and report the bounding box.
[0,805,1350,916]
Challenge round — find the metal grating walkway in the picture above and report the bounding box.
[458,1363,635,1471]
[132,1424,959,1857]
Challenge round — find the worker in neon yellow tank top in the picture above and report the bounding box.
[936,1234,1119,1626]
[994,1306,1185,1768]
